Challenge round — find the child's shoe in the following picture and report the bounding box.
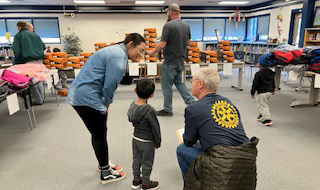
[261,119,273,126]
[257,114,264,121]
[132,179,142,189]
[142,180,159,190]
[100,166,126,184]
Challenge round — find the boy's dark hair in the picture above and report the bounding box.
[136,79,155,99]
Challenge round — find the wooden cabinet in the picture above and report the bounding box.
[304,28,320,47]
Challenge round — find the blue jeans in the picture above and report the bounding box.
[176,143,204,178]
[161,63,194,113]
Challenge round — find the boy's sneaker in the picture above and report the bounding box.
[100,167,126,184]
[261,119,273,126]
[142,181,159,190]
[98,161,123,172]
[132,179,142,189]
[257,114,264,121]
[156,110,173,116]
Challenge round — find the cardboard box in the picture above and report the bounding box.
[52,52,67,58]
[80,52,93,57]
[188,57,200,63]
[188,47,200,52]
[58,89,68,96]
[222,51,234,57]
[144,28,157,33]
[188,53,200,58]
[206,57,218,62]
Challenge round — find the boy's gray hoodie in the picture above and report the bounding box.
[127,101,161,148]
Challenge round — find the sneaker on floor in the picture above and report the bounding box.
[142,181,159,190]
[98,161,123,172]
[261,119,273,126]
[100,167,126,184]
[132,179,142,189]
[156,110,173,116]
[257,114,264,121]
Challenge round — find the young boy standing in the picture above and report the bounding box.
[251,54,275,126]
[128,79,161,190]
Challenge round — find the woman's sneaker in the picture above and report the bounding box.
[261,119,273,126]
[132,179,142,189]
[257,114,264,121]
[100,166,126,185]
[98,161,123,172]
[142,181,159,190]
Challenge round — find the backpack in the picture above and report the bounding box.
[309,61,320,73]
[0,70,31,88]
[274,51,295,64]
[0,78,10,102]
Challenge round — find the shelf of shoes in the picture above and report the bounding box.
[201,50,218,63]
[67,57,81,69]
[50,52,68,69]
[219,41,234,62]
[94,43,107,51]
[79,52,93,66]
[187,42,200,63]
[144,28,158,63]
[43,53,53,69]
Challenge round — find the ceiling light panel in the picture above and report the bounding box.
[74,0,106,4]
[135,1,165,5]
[219,1,249,5]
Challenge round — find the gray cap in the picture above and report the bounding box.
[165,3,180,12]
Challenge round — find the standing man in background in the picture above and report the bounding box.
[12,21,46,105]
[148,3,194,116]
[12,21,45,65]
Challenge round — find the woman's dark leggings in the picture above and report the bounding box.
[73,106,109,168]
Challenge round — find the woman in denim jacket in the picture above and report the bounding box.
[67,33,146,185]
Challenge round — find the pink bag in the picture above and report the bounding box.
[0,70,31,88]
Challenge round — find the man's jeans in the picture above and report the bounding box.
[176,143,204,178]
[161,63,194,113]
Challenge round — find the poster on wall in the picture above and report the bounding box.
[313,7,320,26]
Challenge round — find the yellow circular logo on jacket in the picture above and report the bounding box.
[211,100,239,128]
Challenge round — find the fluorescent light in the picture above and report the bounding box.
[135,1,165,5]
[219,1,249,5]
[0,0,11,3]
[74,0,105,4]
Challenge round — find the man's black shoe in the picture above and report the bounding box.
[156,110,173,116]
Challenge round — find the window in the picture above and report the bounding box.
[246,17,257,41]
[33,18,60,43]
[0,18,60,44]
[225,20,246,41]
[0,19,6,44]
[184,19,203,41]
[203,19,225,41]
[292,13,302,46]
[257,15,270,41]
[7,18,32,37]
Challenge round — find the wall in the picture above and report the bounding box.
[246,3,303,42]
[0,13,168,52]
[0,2,311,52]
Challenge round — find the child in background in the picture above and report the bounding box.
[251,54,275,126]
[127,79,161,190]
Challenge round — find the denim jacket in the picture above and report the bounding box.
[67,43,128,113]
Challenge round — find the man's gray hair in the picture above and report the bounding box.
[26,22,32,29]
[194,67,220,91]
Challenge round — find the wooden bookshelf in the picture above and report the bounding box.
[304,28,320,46]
